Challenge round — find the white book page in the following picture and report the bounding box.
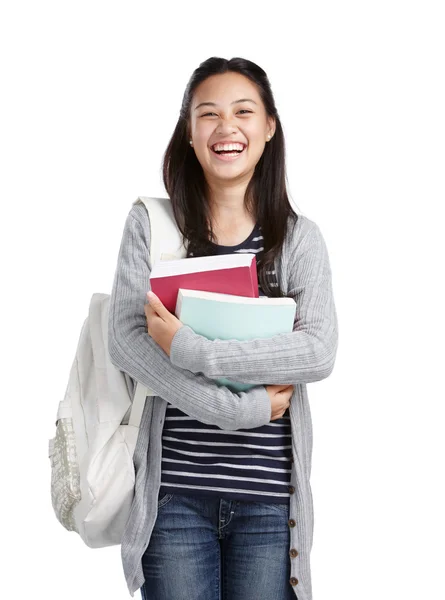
[151,253,256,278]
[177,288,296,306]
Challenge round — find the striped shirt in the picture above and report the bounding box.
[159,222,293,504]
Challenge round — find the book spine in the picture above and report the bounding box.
[249,257,259,297]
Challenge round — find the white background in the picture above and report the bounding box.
[1,1,444,599]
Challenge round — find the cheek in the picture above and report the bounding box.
[194,132,212,156]
[193,144,214,170]
[246,139,266,161]
[192,123,210,144]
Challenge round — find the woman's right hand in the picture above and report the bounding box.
[266,384,294,421]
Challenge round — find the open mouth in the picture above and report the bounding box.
[210,145,247,161]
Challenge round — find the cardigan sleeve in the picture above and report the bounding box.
[107,209,272,431]
[169,221,338,385]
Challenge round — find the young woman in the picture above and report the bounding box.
[108,56,338,600]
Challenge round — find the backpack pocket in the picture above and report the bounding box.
[48,417,81,532]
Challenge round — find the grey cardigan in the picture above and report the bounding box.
[108,201,338,600]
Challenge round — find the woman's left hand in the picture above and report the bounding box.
[144,291,184,357]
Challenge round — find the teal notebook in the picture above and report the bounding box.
[175,289,297,392]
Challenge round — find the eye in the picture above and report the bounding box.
[201,110,253,117]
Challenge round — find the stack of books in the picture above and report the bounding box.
[149,253,260,313]
[149,254,296,392]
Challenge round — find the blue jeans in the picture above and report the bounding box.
[140,492,297,600]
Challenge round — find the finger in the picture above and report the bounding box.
[146,291,169,320]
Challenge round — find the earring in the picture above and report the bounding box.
[189,140,193,145]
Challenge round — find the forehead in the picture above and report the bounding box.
[192,72,261,107]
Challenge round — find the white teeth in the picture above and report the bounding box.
[212,143,245,152]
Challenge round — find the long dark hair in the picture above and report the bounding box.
[161,56,299,297]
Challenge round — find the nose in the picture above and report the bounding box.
[216,118,238,136]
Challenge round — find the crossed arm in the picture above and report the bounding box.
[107,208,272,432]
[170,221,338,385]
[108,205,338,434]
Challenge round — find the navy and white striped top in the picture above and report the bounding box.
[159,223,293,504]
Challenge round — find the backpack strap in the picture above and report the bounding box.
[133,196,187,263]
[128,380,149,427]
[128,197,188,425]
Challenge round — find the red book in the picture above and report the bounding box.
[149,254,259,313]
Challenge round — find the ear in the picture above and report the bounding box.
[267,116,276,138]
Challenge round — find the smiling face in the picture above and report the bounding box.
[188,72,275,185]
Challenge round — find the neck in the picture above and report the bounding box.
[206,178,254,227]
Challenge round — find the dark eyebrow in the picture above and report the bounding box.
[194,98,258,111]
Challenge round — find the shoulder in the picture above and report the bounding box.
[128,201,151,228]
[127,197,175,236]
[120,201,153,247]
[285,212,320,251]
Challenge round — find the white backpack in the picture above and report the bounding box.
[48,196,187,548]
